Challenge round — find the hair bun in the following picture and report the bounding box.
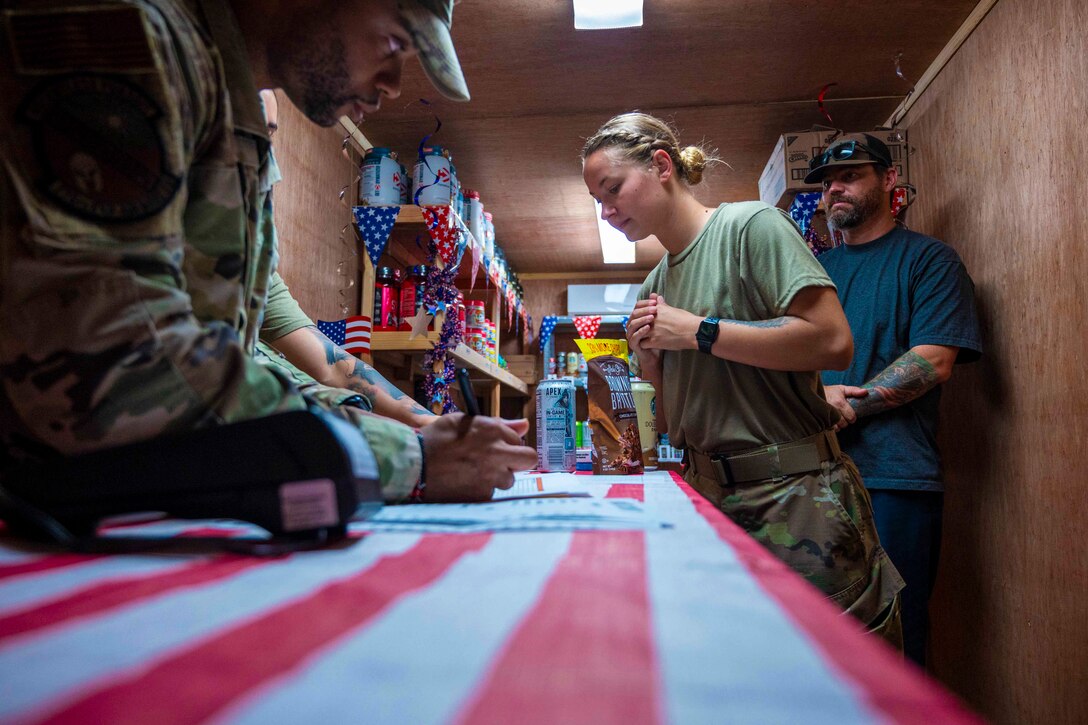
[679,146,707,185]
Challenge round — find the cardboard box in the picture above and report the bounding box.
[505,354,538,384]
[758,129,909,209]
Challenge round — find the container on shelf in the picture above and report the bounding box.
[398,265,429,331]
[466,327,486,357]
[482,212,495,259]
[373,266,400,331]
[467,300,486,329]
[359,148,402,206]
[565,350,579,376]
[413,145,453,206]
[455,292,466,337]
[465,189,483,246]
[397,160,410,203]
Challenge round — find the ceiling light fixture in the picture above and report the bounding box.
[573,0,643,30]
[595,201,637,264]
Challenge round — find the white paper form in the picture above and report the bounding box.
[493,470,677,500]
[349,497,672,533]
[490,472,594,500]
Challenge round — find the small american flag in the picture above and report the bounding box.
[316,315,372,356]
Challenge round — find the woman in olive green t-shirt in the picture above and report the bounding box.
[581,112,904,646]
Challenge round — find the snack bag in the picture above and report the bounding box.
[575,339,643,475]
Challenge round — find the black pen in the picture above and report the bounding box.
[456,367,480,416]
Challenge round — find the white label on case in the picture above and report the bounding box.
[279,479,339,532]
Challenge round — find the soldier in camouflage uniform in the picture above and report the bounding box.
[255,88,436,430]
[584,113,904,645]
[0,0,536,501]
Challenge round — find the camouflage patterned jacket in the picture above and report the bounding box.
[0,0,421,500]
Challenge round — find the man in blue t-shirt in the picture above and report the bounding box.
[805,134,982,666]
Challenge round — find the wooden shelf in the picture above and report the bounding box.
[369,330,440,351]
[369,333,528,396]
[359,201,528,416]
[450,344,529,395]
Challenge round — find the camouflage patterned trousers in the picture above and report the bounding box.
[686,446,904,649]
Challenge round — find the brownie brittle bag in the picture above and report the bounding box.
[575,339,643,475]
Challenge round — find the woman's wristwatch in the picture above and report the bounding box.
[696,316,721,353]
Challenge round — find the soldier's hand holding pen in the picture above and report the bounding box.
[419,413,536,502]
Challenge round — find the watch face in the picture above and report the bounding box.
[697,318,717,352]
[697,317,720,353]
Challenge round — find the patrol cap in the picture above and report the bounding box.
[399,0,470,102]
[803,132,893,184]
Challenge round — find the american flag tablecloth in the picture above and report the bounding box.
[0,472,980,724]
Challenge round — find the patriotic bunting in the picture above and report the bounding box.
[788,192,821,235]
[470,243,482,290]
[573,315,602,339]
[421,205,459,267]
[353,206,401,267]
[891,187,910,217]
[316,315,372,356]
[538,315,558,352]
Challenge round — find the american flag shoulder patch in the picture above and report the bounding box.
[5,5,156,75]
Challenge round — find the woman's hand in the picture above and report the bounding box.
[631,294,700,351]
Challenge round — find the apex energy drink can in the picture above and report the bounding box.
[536,378,576,472]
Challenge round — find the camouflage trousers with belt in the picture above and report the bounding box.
[685,437,904,649]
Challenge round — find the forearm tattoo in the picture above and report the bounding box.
[723,317,790,329]
[850,350,941,419]
[306,326,432,416]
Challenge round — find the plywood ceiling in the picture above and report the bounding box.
[360,0,979,274]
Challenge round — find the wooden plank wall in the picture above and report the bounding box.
[266,91,363,321]
[900,0,1087,722]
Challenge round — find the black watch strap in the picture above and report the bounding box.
[697,316,721,354]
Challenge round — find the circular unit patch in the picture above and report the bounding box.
[18,73,181,222]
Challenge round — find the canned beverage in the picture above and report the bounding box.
[360,148,402,205]
[631,381,659,469]
[557,352,567,376]
[566,351,579,376]
[413,145,452,206]
[536,378,576,472]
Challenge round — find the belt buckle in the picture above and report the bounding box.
[710,453,737,486]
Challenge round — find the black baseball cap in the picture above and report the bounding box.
[804,133,893,184]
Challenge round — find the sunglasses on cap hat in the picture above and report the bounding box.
[810,140,892,170]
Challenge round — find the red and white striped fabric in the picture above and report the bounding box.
[0,473,981,725]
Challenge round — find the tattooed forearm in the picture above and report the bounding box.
[723,317,791,329]
[305,326,430,414]
[850,350,940,419]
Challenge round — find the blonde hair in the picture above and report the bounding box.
[582,112,716,185]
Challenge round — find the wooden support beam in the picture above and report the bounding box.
[884,0,1001,128]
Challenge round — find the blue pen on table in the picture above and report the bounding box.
[456,367,480,416]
